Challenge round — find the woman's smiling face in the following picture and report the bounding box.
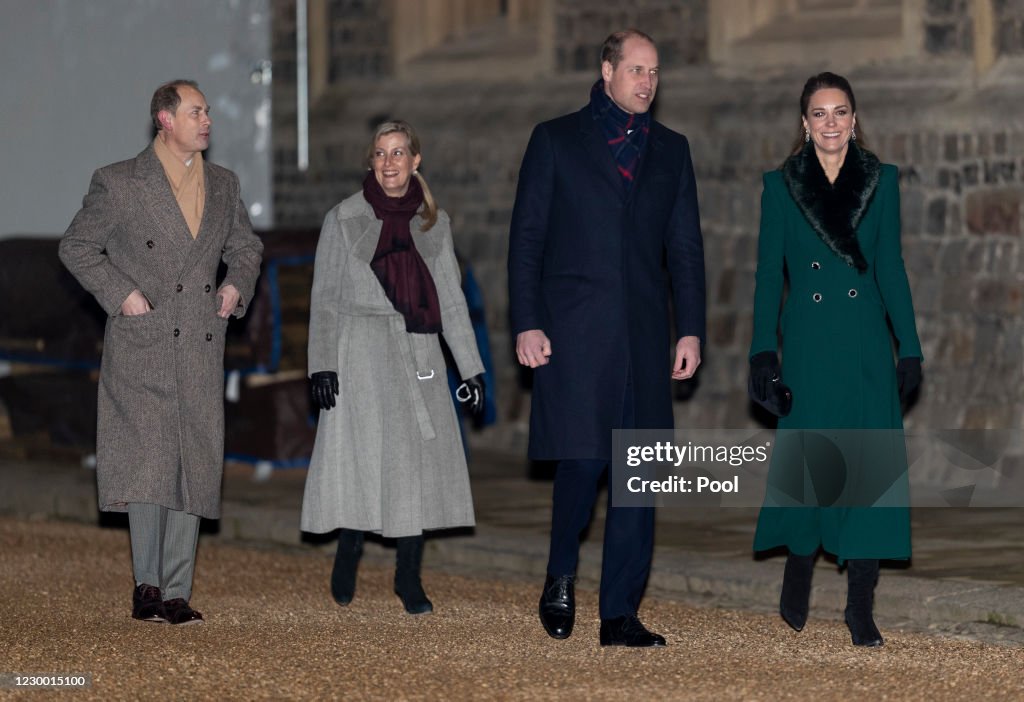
[802,87,856,157]
[372,132,421,198]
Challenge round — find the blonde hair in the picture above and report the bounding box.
[366,120,438,231]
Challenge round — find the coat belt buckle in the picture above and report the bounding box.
[416,369,435,380]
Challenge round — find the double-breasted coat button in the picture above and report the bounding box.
[146,240,155,249]
[204,284,211,293]
[848,289,858,298]
[810,261,821,269]
[812,293,823,302]
[205,332,213,341]
[173,328,180,337]
[176,284,183,292]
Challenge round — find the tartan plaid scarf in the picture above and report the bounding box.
[589,79,650,187]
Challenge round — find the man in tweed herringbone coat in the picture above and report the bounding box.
[59,80,263,625]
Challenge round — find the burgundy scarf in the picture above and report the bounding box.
[363,172,443,334]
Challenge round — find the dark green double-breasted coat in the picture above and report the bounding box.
[750,144,922,561]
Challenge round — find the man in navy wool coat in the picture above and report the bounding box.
[508,29,706,647]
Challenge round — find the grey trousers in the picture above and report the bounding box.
[127,503,201,601]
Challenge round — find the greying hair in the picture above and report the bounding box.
[150,79,199,131]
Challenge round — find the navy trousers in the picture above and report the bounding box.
[544,371,655,619]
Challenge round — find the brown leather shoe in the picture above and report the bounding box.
[162,598,204,625]
[132,584,167,623]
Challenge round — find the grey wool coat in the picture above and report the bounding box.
[59,145,263,519]
[301,192,484,538]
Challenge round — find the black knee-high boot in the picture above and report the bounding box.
[780,551,816,631]
[331,529,364,605]
[845,559,883,647]
[395,535,432,615]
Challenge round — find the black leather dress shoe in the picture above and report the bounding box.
[599,615,666,647]
[538,575,575,639]
[162,598,204,625]
[131,584,167,623]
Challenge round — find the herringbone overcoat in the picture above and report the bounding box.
[302,193,483,538]
[59,145,263,519]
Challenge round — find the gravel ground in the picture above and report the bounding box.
[0,517,1021,701]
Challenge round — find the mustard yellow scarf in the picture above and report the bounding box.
[153,135,205,238]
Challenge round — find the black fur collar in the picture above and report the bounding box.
[781,141,880,272]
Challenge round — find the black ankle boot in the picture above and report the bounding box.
[395,535,432,615]
[780,551,816,632]
[845,559,883,647]
[331,529,364,605]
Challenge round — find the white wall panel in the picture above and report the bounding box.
[0,0,272,236]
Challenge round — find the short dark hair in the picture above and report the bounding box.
[150,79,199,130]
[600,29,656,69]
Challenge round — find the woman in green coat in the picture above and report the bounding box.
[748,72,922,647]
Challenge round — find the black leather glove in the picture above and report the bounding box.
[896,357,921,403]
[310,371,339,411]
[457,374,486,416]
[748,351,780,403]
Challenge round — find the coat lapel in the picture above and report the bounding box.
[578,108,626,200]
[781,142,879,272]
[350,196,383,265]
[134,146,190,271]
[410,214,442,259]
[180,161,226,275]
[626,123,661,207]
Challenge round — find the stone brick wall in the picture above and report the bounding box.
[887,127,1023,430]
[271,0,298,91]
[996,0,1024,55]
[271,2,1024,456]
[923,0,974,56]
[554,0,708,71]
[326,0,393,81]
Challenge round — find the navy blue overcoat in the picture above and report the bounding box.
[508,106,706,461]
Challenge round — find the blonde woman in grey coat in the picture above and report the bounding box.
[302,120,485,614]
